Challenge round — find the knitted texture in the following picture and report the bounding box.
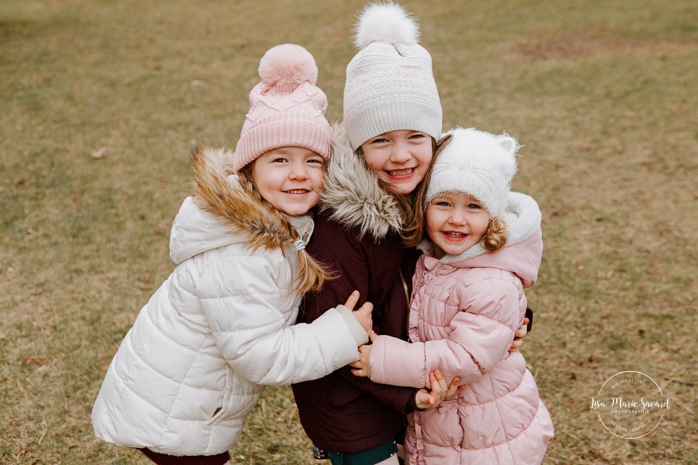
[233,44,332,172]
[343,3,442,150]
[426,128,519,218]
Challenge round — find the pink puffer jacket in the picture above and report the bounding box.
[368,193,554,465]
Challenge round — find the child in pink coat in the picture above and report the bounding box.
[351,128,554,465]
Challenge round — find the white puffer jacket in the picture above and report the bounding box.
[92,146,367,456]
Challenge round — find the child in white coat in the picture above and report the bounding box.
[351,128,554,465]
[91,44,376,465]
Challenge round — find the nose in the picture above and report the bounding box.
[390,142,411,163]
[449,209,467,225]
[289,161,309,180]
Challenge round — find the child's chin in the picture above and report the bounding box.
[281,206,312,217]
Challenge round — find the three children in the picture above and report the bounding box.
[93,3,553,465]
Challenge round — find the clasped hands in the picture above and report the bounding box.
[350,336,463,409]
[343,290,530,410]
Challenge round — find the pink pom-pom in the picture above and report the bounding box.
[258,44,318,94]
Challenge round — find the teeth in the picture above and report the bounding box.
[287,190,307,194]
[445,232,465,237]
[389,169,412,176]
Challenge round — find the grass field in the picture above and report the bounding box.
[1,0,696,464]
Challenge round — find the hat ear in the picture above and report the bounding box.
[496,135,519,156]
[494,133,519,182]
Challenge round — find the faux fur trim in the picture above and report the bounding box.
[319,123,403,240]
[190,145,294,252]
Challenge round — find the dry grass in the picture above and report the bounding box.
[1,0,696,464]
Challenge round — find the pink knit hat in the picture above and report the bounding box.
[232,44,333,172]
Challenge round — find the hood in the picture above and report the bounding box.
[421,192,543,287]
[169,146,313,264]
[319,123,403,240]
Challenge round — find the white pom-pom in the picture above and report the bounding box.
[258,43,318,92]
[354,2,419,49]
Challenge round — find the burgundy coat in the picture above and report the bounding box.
[291,125,420,454]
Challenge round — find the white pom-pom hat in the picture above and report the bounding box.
[343,2,442,150]
[233,43,332,172]
[426,128,520,218]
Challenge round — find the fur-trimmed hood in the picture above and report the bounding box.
[169,145,313,264]
[319,123,403,240]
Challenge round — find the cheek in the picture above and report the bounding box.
[251,165,272,191]
[254,181,273,200]
[417,148,434,169]
[311,171,325,189]
[425,212,441,231]
[362,150,385,173]
[477,217,490,234]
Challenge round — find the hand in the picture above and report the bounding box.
[509,317,529,352]
[349,336,374,377]
[344,290,374,336]
[415,370,462,410]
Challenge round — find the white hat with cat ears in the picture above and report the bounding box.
[425,127,520,218]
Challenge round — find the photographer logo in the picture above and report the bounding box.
[590,371,670,439]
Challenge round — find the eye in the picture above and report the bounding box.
[369,137,389,144]
[433,200,451,207]
[409,132,427,140]
[307,157,325,166]
[466,203,482,210]
[272,157,287,163]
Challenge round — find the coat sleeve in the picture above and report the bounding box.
[369,278,520,387]
[180,250,361,386]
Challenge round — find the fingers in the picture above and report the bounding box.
[432,369,445,384]
[349,355,369,377]
[415,389,436,409]
[368,330,378,342]
[515,318,529,338]
[354,303,374,335]
[509,318,529,352]
[356,301,374,317]
[350,367,369,377]
[427,371,439,395]
[343,290,360,311]
[445,377,461,398]
[428,370,448,405]
[350,345,372,378]
[417,370,461,410]
[509,337,523,352]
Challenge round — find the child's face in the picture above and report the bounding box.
[360,130,433,195]
[426,192,491,259]
[251,147,325,217]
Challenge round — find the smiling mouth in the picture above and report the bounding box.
[443,231,467,238]
[387,168,414,176]
[285,189,310,195]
